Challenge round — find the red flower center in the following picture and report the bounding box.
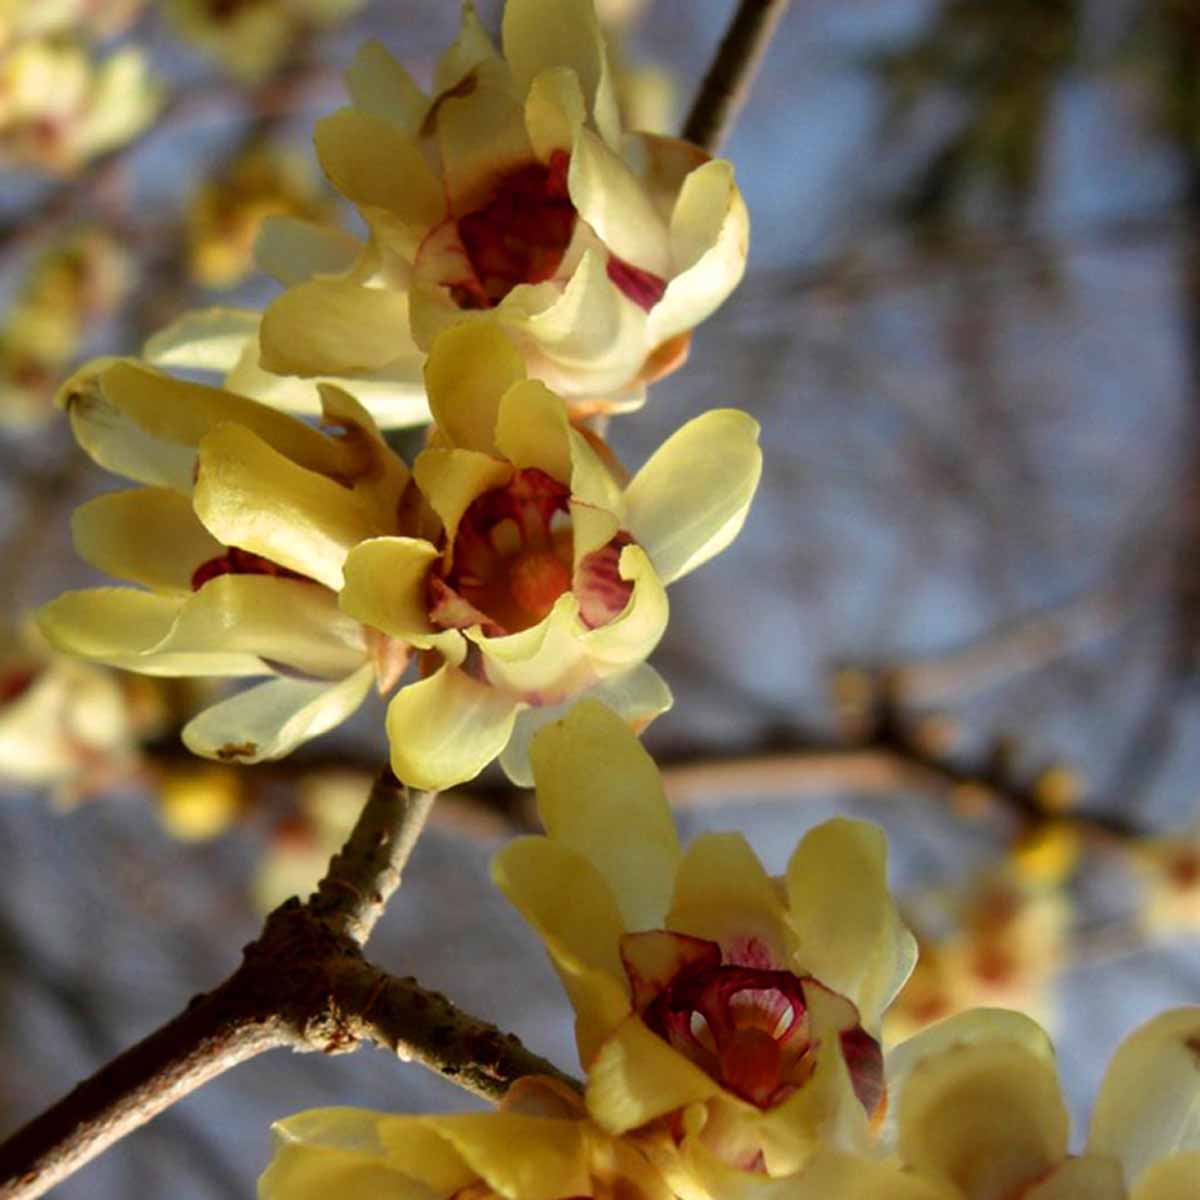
[451,151,576,309]
[0,665,37,707]
[623,931,884,1116]
[427,468,634,638]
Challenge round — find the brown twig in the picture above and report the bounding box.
[0,770,570,1200]
[683,0,791,152]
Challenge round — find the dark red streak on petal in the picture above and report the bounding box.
[606,254,667,311]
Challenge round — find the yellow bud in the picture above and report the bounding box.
[157,764,243,841]
[1009,821,1080,887]
[1034,764,1081,814]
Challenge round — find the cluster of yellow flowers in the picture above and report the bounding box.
[0,227,131,428]
[0,0,158,173]
[27,1,1200,1195]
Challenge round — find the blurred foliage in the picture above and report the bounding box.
[1123,0,1200,169]
[871,0,1082,236]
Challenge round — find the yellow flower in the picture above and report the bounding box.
[0,622,138,803]
[161,0,364,84]
[147,0,746,427]
[492,701,917,1196]
[1132,834,1200,936]
[186,140,334,290]
[260,1077,673,1200]
[825,1006,1200,1200]
[36,358,412,764]
[0,226,132,429]
[0,0,145,47]
[338,322,761,790]
[0,36,160,173]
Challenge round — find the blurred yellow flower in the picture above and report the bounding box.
[37,358,413,764]
[886,867,1070,1044]
[0,36,159,173]
[261,1076,672,1200]
[828,1006,1200,1200]
[153,0,747,429]
[161,0,364,83]
[338,322,761,790]
[0,226,132,429]
[156,761,244,840]
[0,0,145,47]
[186,140,334,290]
[493,701,916,1198]
[1132,833,1200,936]
[0,623,140,804]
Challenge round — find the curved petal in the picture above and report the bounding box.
[883,1009,1057,1158]
[788,1151,961,1200]
[425,321,526,455]
[340,536,439,644]
[648,158,750,346]
[182,665,374,763]
[502,0,620,148]
[346,40,429,131]
[578,544,668,671]
[71,487,224,592]
[194,424,381,591]
[413,447,513,557]
[259,281,414,378]
[530,698,680,930]
[495,378,573,485]
[253,216,363,287]
[418,1113,589,1200]
[623,409,762,585]
[1132,1152,1200,1200]
[897,1038,1069,1200]
[438,80,532,216]
[435,1,504,94]
[497,661,671,787]
[142,307,260,373]
[1087,1008,1200,1185]
[568,126,669,275]
[1025,1157,1126,1200]
[474,594,596,702]
[492,834,631,1064]
[385,664,520,789]
[667,832,789,966]
[786,819,917,1030]
[586,1015,720,1134]
[525,66,586,160]
[314,108,444,228]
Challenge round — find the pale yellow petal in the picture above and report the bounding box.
[667,832,788,964]
[474,594,596,702]
[530,698,679,930]
[438,80,532,216]
[648,159,750,346]
[417,1113,590,1200]
[789,1151,962,1200]
[502,0,621,147]
[568,126,669,275]
[425,321,526,454]
[1025,1157,1126,1200]
[623,409,762,585]
[578,544,668,670]
[1131,1152,1200,1200]
[345,40,428,131]
[143,307,259,373]
[586,1015,720,1134]
[253,216,363,287]
[497,661,671,787]
[785,819,917,1029]
[183,665,374,764]
[435,1,503,94]
[898,1038,1069,1200]
[414,447,513,556]
[71,487,224,592]
[492,834,631,1064]
[1087,1008,1200,1185]
[385,664,520,789]
[260,280,414,378]
[525,66,586,160]
[494,378,573,485]
[340,537,438,644]
[314,108,444,227]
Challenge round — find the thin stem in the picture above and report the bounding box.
[683,0,791,152]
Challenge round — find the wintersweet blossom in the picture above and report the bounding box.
[161,0,364,83]
[818,1006,1200,1200]
[0,36,159,173]
[492,700,917,1198]
[260,1076,673,1200]
[337,321,761,790]
[151,0,748,428]
[36,358,412,763]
